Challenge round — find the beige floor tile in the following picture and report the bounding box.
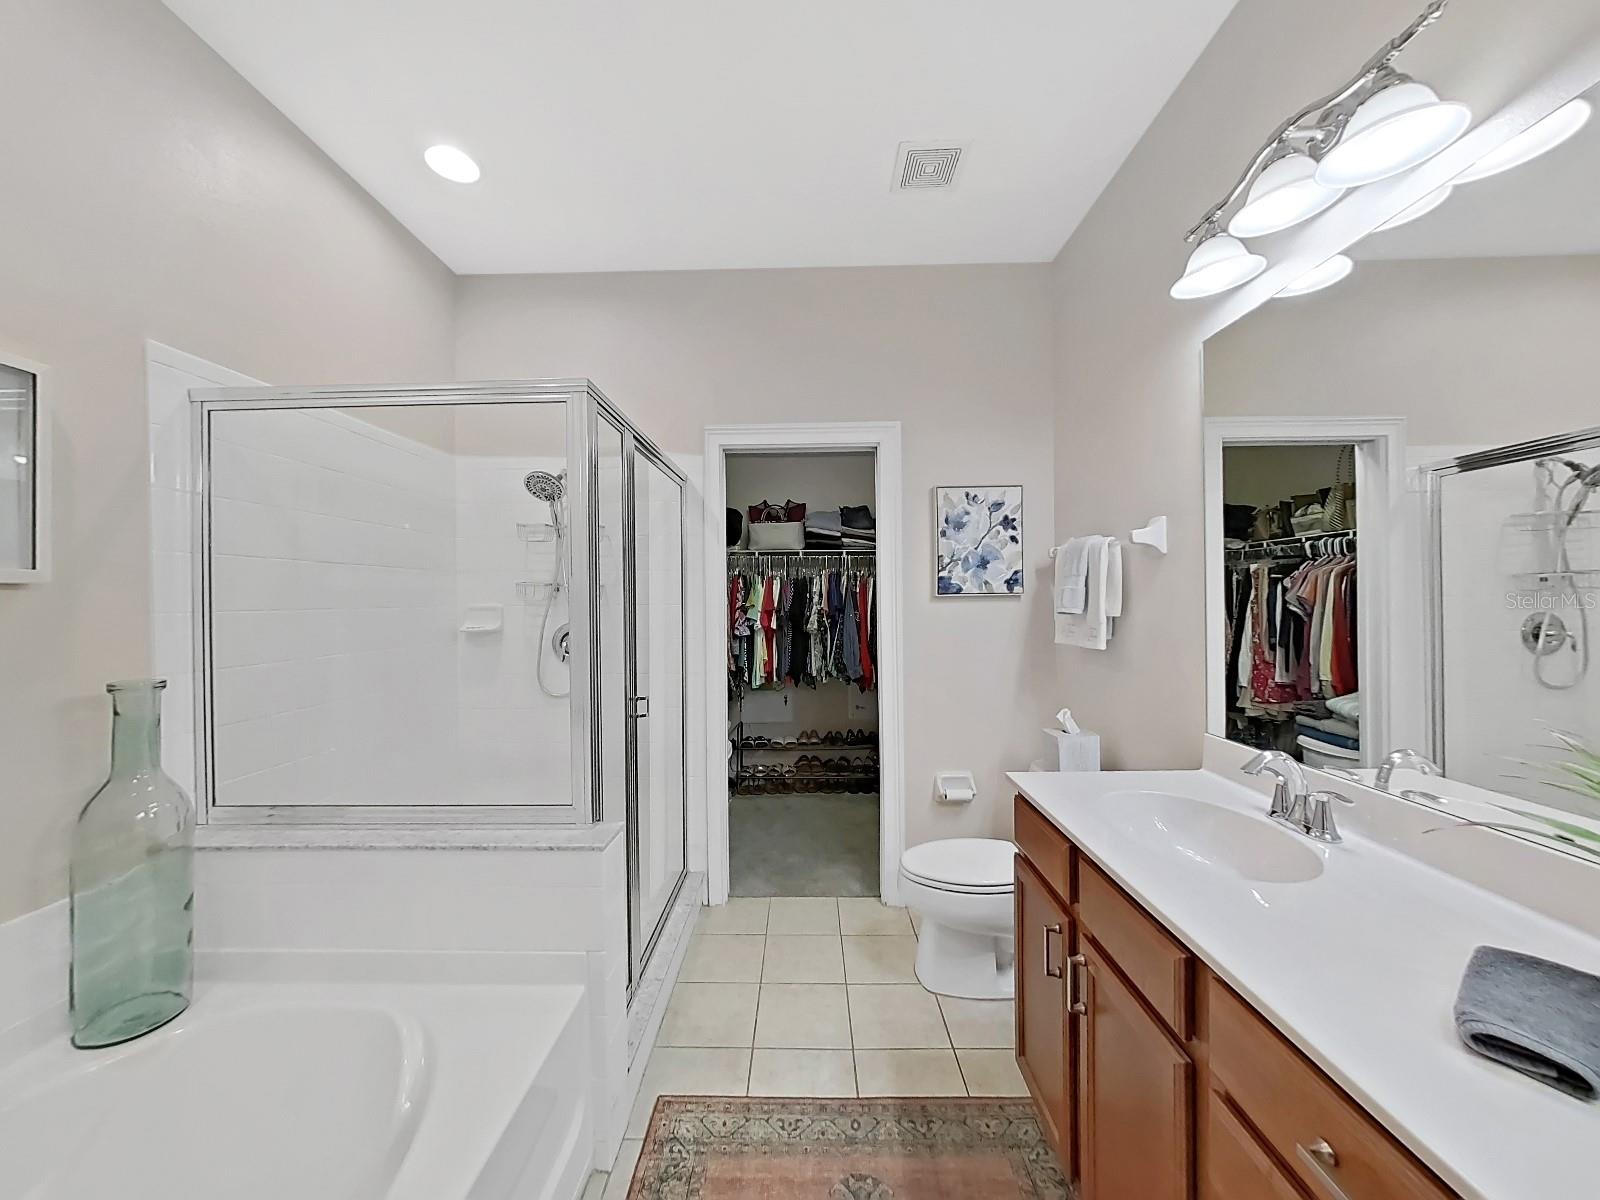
[626,1047,751,1137]
[748,1048,858,1097]
[762,934,845,983]
[910,910,923,937]
[657,983,759,1047]
[838,898,914,936]
[698,897,771,935]
[855,1049,967,1097]
[848,984,952,1049]
[843,935,919,984]
[767,897,840,934]
[754,983,853,1048]
[957,1049,1029,1097]
[679,934,766,983]
[602,1138,645,1199]
[937,994,1016,1049]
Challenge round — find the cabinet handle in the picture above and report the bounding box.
[1295,1140,1353,1200]
[1067,953,1087,1015]
[1043,924,1063,978]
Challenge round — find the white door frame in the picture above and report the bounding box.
[1203,415,1406,768]
[702,422,905,907]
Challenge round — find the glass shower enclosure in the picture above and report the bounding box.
[190,380,688,991]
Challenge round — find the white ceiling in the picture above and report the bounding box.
[1356,84,1600,262]
[163,0,1238,275]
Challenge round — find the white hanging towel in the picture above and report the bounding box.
[1054,536,1121,649]
[1053,537,1095,614]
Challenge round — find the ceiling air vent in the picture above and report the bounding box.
[893,142,964,191]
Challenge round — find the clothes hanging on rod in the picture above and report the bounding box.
[1224,536,1357,720]
[728,554,876,697]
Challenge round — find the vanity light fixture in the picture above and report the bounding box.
[1275,255,1354,299]
[1314,80,1471,188]
[423,144,481,184]
[1374,183,1453,231]
[1170,228,1267,300]
[1454,97,1593,184]
[1175,1,1466,300]
[1227,152,1345,238]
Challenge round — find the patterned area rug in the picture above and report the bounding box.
[628,1096,1068,1199]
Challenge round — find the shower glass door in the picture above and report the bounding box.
[630,447,687,975]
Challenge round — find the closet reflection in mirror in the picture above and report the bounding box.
[1203,80,1600,856]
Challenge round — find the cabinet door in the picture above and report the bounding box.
[1015,854,1072,1168]
[1202,1086,1309,1200]
[1078,939,1193,1200]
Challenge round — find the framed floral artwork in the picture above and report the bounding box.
[934,485,1023,596]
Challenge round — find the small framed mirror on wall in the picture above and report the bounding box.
[0,352,49,584]
[1201,76,1600,865]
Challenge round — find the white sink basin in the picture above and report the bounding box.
[1098,790,1325,883]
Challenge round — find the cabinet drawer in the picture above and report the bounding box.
[1207,976,1456,1200]
[1076,857,1191,1039]
[1202,1088,1310,1200]
[1014,794,1071,901]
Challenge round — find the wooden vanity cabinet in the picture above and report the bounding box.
[1013,793,1460,1200]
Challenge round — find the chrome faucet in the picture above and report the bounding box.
[1242,751,1352,842]
[1241,750,1309,827]
[1374,748,1442,793]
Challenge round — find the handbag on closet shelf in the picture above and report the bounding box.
[748,521,806,551]
[1323,447,1355,531]
[748,499,806,524]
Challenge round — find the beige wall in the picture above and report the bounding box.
[456,266,1058,846]
[1048,0,1600,768]
[0,0,455,922]
[1207,254,1600,445]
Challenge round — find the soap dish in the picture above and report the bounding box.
[459,603,504,634]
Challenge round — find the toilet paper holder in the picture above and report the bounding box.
[935,771,978,805]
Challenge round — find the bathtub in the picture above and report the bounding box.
[0,976,592,1200]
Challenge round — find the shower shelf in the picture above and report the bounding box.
[517,522,557,542]
[515,581,556,601]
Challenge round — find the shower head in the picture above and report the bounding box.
[523,470,565,503]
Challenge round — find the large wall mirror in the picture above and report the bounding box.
[1203,80,1600,863]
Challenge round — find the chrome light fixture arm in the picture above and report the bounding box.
[1184,0,1453,242]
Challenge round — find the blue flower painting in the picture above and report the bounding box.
[935,486,1024,596]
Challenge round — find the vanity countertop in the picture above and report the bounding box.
[1009,768,1600,1200]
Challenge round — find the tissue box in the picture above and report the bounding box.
[1045,729,1100,772]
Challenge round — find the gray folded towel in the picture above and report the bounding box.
[1454,945,1600,1100]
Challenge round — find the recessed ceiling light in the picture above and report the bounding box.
[1455,97,1592,184]
[424,144,480,184]
[1275,255,1354,298]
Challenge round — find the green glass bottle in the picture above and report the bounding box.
[70,678,195,1048]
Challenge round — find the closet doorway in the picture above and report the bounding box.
[1203,417,1402,769]
[702,423,905,908]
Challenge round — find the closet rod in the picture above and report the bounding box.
[728,549,876,557]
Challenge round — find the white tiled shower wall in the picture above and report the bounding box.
[453,454,572,804]
[207,408,458,806]
[148,355,574,810]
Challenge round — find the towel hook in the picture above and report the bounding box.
[1130,516,1168,555]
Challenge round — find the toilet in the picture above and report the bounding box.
[899,838,1016,1001]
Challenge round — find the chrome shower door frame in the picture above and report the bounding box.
[189,379,597,826]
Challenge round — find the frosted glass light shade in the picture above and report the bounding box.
[1375,184,1453,232]
[1276,255,1354,299]
[1228,153,1344,238]
[1455,98,1592,184]
[1170,234,1266,300]
[1316,82,1472,188]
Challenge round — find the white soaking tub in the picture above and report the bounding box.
[0,978,592,1200]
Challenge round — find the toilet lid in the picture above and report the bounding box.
[901,838,1016,893]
